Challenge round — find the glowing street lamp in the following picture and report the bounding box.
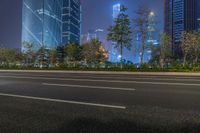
[149,11,155,16]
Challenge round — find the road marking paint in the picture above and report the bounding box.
[1,74,200,82]
[0,93,126,109]
[2,73,200,82]
[0,75,200,86]
[42,83,136,91]
[53,75,200,82]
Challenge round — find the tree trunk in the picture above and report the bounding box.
[183,55,187,67]
[195,56,198,65]
[140,39,145,66]
[120,43,123,69]
[132,47,135,65]
[160,58,164,69]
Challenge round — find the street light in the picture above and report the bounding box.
[150,11,155,16]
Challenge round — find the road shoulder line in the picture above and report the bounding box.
[43,83,136,91]
[0,93,126,109]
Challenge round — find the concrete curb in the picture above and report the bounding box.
[0,70,200,76]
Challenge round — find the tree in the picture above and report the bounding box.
[148,45,160,66]
[107,5,132,69]
[82,39,108,67]
[64,43,81,67]
[48,49,57,67]
[36,46,48,68]
[22,41,35,66]
[0,48,7,66]
[133,6,151,65]
[159,33,172,68]
[56,45,65,65]
[0,48,18,67]
[181,31,192,66]
[192,32,200,65]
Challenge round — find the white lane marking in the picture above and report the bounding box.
[0,93,126,109]
[43,83,136,91]
[0,75,200,86]
[50,75,200,82]
[1,74,200,82]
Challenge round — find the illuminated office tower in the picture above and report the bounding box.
[87,29,97,41]
[113,3,121,19]
[62,0,81,45]
[146,11,158,61]
[147,12,156,43]
[22,0,63,51]
[95,29,104,43]
[86,29,104,42]
[22,0,81,52]
[109,3,121,62]
[164,0,200,55]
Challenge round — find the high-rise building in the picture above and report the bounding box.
[147,11,159,45]
[146,11,159,61]
[62,0,81,45]
[85,29,104,42]
[113,3,121,19]
[95,29,104,41]
[22,0,81,52]
[109,3,121,62]
[87,29,97,41]
[164,0,199,55]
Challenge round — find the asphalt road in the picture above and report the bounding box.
[0,71,200,133]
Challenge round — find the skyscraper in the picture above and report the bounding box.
[164,0,199,55]
[62,0,81,45]
[109,3,121,62]
[147,11,157,44]
[22,0,81,52]
[87,29,97,41]
[113,3,121,19]
[146,11,159,61]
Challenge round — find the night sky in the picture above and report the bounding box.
[0,0,164,49]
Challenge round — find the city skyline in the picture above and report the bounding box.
[1,1,200,132]
[22,0,81,51]
[0,0,164,49]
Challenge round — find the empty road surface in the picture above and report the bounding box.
[0,71,200,133]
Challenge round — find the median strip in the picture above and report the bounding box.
[0,93,126,109]
[43,83,136,91]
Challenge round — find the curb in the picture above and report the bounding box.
[0,70,200,76]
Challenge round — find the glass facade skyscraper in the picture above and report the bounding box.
[164,0,199,55]
[113,4,121,19]
[62,0,81,45]
[109,3,121,62]
[22,0,81,52]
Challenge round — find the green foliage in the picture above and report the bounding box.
[159,33,172,68]
[22,41,36,66]
[64,43,82,67]
[133,6,151,65]
[48,49,57,67]
[0,48,19,67]
[181,31,200,66]
[35,46,49,68]
[82,39,108,67]
[56,45,65,64]
[107,5,132,68]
